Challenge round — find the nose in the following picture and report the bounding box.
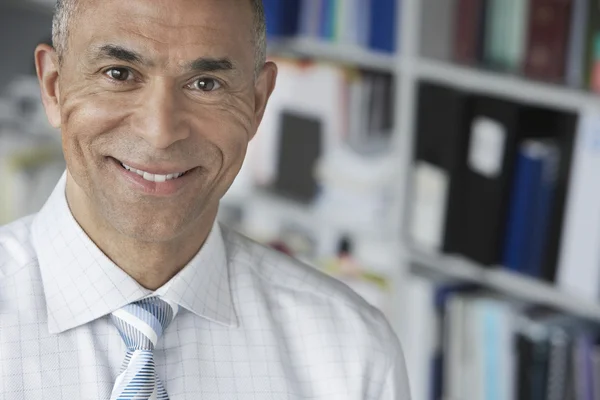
[136,79,189,149]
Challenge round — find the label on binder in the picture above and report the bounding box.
[467,117,507,178]
[409,161,449,251]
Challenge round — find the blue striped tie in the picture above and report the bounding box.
[110,296,179,400]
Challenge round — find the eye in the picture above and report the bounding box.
[104,67,133,82]
[188,78,222,92]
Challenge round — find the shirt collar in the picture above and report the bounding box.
[32,172,238,335]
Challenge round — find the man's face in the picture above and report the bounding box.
[46,0,275,242]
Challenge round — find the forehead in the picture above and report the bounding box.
[72,0,254,69]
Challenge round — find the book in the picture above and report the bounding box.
[420,0,457,60]
[545,328,570,400]
[502,140,560,277]
[263,0,301,38]
[399,276,437,400]
[586,0,600,91]
[573,335,595,400]
[298,0,322,38]
[527,142,559,278]
[524,0,573,82]
[453,0,487,65]
[368,0,397,53]
[505,0,530,72]
[502,141,547,274]
[566,0,590,87]
[319,0,336,40]
[484,0,510,69]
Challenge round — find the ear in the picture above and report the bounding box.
[251,61,278,139]
[34,44,62,129]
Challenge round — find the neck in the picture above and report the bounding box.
[65,174,216,291]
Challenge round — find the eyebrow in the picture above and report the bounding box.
[90,44,236,74]
[92,45,152,67]
[186,58,235,73]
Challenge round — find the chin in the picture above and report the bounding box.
[107,204,200,243]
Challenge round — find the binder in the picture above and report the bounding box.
[409,82,473,252]
[526,142,559,278]
[459,96,521,266]
[502,140,559,277]
[502,141,545,274]
[273,111,322,203]
[263,0,301,38]
[369,0,397,53]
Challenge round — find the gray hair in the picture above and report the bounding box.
[52,0,267,75]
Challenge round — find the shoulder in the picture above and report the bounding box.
[0,215,38,279]
[221,224,399,350]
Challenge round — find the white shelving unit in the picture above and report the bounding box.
[410,249,600,323]
[416,57,600,112]
[268,38,400,73]
[258,0,600,334]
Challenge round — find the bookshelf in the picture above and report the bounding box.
[415,58,600,112]
[268,38,401,73]
[255,0,600,362]
[222,189,388,239]
[410,249,600,324]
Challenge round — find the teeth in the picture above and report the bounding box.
[121,163,186,182]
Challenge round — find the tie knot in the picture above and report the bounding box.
[110,296,179,351]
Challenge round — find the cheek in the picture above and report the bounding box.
[60,87,132,164]
[199,105,252,168]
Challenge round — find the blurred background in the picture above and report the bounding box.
[3,0,600,399]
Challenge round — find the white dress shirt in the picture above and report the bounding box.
[0,173,410,399]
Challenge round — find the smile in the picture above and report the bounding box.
[119,162,190,183]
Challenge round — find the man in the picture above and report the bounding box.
[0,0,410,398]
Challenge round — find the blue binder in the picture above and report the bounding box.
[502,144,543,273]
[526,146,559,277]
[264,0,301,38]
[369,0,398,52]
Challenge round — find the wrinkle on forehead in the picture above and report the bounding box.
[72,0,255,76]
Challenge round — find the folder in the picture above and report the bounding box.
[459,96,521,266]
[409,82,473,252]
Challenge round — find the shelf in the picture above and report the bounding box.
[221,189,389,239]
[416,58,600,112]
[268,38,401,73]
[410,248,600,324]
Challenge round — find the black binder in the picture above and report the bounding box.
[458,95,521,266]
[413,81,473,253]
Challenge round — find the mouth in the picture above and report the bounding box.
[109,156,198,196]
[119,161,190,183]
